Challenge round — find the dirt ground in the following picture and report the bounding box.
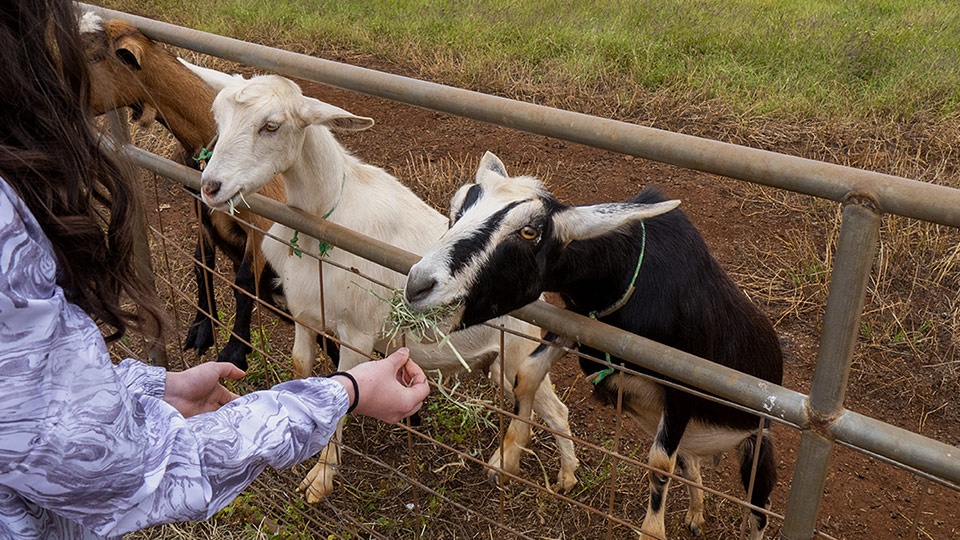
[128,52,959,539]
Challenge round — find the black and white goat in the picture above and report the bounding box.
[405,151,783,539]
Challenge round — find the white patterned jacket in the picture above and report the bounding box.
[0,178,348,539]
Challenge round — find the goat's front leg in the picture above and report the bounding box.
[640,403,691,540]
[217,252,256,370]
[533,371,579,491]
[520,334,578,491]
[678,455,706,536]
[184,221,218,356]
[291,322,319,379]
[487,337,564,488]
[298,345,370,503]
[298,415,345,504]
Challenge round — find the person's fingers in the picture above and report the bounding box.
[213,362,246,380]
[219,385,241,403]
[384,347,410,368]
[402,359,427,386]
[401,390,427,419]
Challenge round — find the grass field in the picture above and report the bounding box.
[94,0,960,122]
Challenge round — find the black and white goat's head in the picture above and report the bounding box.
[405,151,679,329]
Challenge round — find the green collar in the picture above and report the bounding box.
[584,220,647,385]
[289,173,346,259]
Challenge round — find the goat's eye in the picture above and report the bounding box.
[519,225,539,241]
[261,121,280,133]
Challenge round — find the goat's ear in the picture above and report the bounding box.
[300,96,374,131]
[553,200,680,243]
[477,151,508,180]
[114,37,143,70]
[178,58,243,91]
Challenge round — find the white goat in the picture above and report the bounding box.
[182,60,579,503]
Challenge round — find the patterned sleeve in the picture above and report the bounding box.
[114,358,167,400]
[0,179,350,538]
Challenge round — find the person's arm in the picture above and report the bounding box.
[0,184,348,535]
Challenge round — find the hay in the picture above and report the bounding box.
[377,288,470,372]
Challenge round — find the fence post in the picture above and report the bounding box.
[780,199,880,539]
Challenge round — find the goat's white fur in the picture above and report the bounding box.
[183,60,579,502]
[78,11,102,34]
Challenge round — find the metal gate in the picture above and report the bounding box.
[85,4,960,539]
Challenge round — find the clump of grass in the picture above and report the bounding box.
[376,288,470,372]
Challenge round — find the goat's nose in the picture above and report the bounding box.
[405,273,437,305]
[201,179,221,199]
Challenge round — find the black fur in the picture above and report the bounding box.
[454,186,781,531]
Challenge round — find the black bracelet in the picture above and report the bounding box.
[326,371,359,414]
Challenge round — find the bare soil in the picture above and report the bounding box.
[129,52,959,539]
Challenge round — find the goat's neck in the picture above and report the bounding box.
[142,54,218,152]
[281,126,349,216]
[547,238,638,315]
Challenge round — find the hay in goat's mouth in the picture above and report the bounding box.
[378,288,470,372]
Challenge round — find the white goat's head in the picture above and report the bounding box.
[404,151,680,330]
[180,59,374,209]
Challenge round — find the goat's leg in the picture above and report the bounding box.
[532,371,579,491]
[640,404,691,540]
[298,415,345,504]
[737,428,777,540]
[678,455,706,536]
[486,339,560,488]
[517,334,578,491]
[258,262,293,323]
[216,252,256,370]
[184,220,218,356]
[298,344,371,503]
[291,322,319,379]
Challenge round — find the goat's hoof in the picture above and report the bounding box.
[183,320,215,356]
[297,468,335,504]
[554,471,578,493]
[486,470,502,487]
[216,343,250,371]
[639,516,666,540]
[685,510,705,536]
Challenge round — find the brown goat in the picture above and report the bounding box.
[81,12,289,370]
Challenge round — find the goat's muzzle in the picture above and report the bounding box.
[201,179,222,200]
[404,272,437,307]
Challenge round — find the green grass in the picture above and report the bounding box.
[94,0,960,122]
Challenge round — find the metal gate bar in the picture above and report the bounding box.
[781,201,880,539]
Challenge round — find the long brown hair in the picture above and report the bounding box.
[0,0,166,341]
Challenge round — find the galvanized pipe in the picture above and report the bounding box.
[781,201,881,539]
[118,145,960,490]
[809,202,881,417]
[83,4,960,230]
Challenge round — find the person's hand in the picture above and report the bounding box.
[332,348,430,423]
[164,362,245,418]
